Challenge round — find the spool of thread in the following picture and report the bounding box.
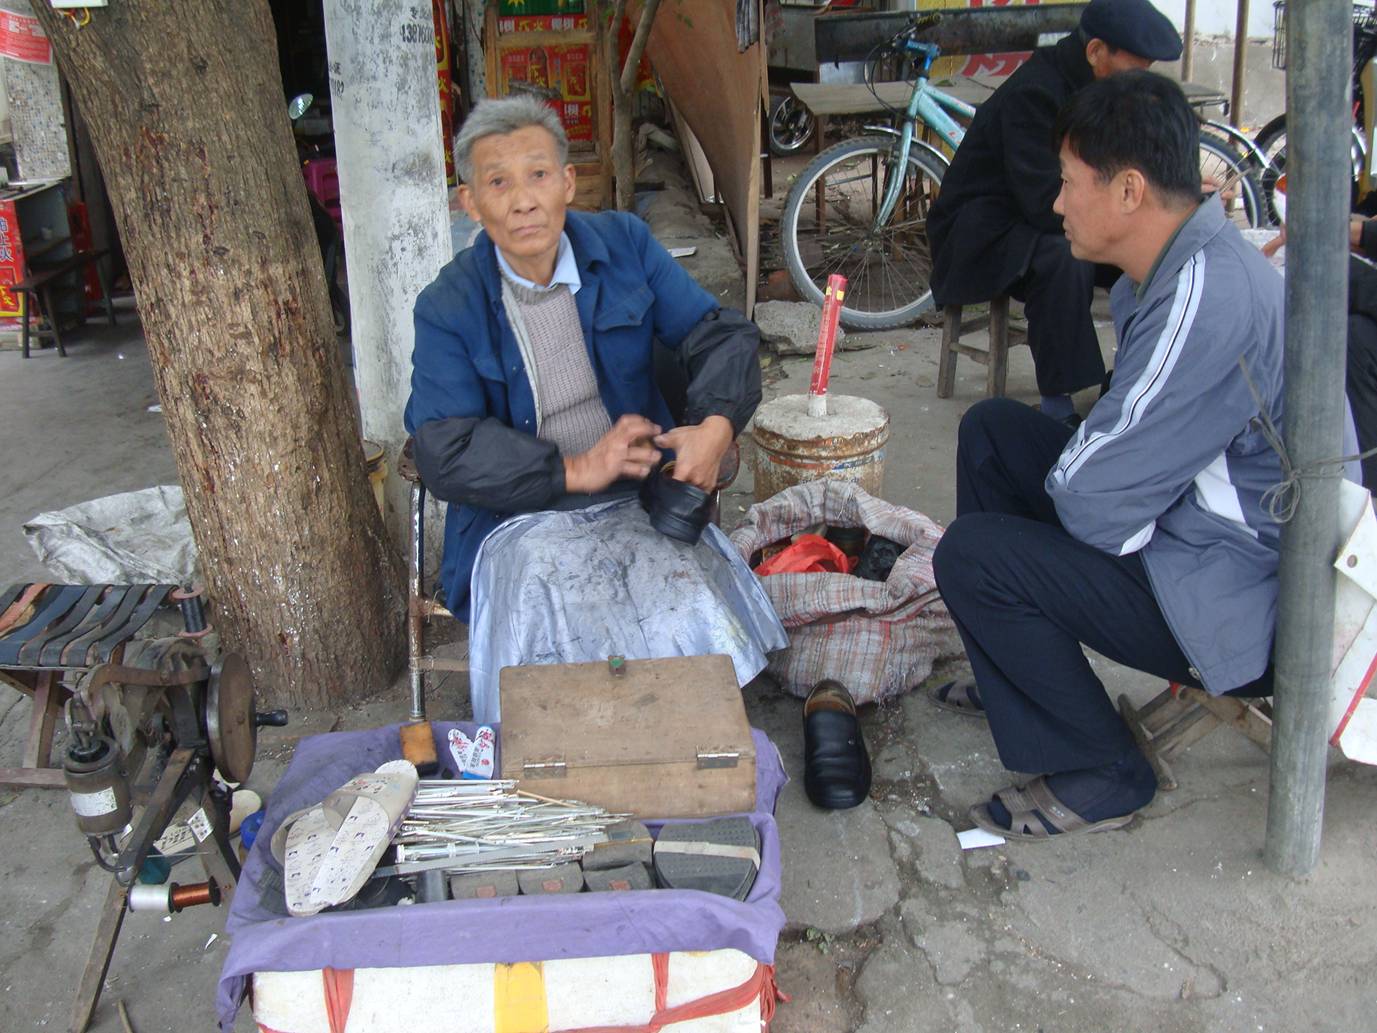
[128,879,221,914]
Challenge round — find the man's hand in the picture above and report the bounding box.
[564,414,662,494]
[1262,223,1286,258]
[653,415,734,492]
[1352,216,1371,251]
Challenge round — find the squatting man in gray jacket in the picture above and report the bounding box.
[931,71,1291,839]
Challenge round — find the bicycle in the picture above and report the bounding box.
[779,15,971,329]
[1181,85,1272,225]
[1255,1,1377,219]
[780,15,1265,330]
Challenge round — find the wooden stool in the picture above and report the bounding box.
[1119,683,1273,791]
[936,297,1016,399]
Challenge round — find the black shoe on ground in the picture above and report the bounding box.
[803,679,872,810]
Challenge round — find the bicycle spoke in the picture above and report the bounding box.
[783,138,943,327]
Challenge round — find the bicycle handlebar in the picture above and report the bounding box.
[905,12,942,35]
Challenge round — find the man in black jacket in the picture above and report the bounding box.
[1344,211,1377,488]
[925,0,1181,425]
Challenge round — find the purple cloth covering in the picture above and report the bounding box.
[216,722,787,1030]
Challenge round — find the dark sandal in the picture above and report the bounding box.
[967,776,1137,841]
[928,678,986,719]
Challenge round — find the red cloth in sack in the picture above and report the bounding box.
[754,534,856,576]
[730,479,963,704]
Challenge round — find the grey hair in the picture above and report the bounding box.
[455,95,569,184]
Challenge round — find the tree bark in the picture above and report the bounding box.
[607,0,662,211]
[32,2,405,711]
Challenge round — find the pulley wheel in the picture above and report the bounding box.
[207,652,257,783]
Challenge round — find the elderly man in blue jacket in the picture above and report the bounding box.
[931,73,1289,840]
[405,95,761,621]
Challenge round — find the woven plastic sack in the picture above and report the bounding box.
[728,479,962,704]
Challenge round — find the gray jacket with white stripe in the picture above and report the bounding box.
[1047,198,1283,694]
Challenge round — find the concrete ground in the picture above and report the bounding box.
[2,145,1375,1033]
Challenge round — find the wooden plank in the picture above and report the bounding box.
[0,767,66,788]
[791,76,998,118]
[70,877,128,1033]
[987,295,1010,398]
[937,304,960,399]
[483,4,499,98]
[669,101,715,206]
[20,670,60,770]
[635,0,762,314]
[499,654,756,819]
[0,668,36,694]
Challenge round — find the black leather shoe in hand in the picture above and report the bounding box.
[639,460,712,544]
[803,679,872,810]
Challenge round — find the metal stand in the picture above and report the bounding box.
[59,645,281,1031]
[400,437,469,723]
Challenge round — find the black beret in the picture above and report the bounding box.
[1081,0,1184,62]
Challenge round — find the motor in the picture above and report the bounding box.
[289,93,350,338]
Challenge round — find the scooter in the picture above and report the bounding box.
[289,94,350,337]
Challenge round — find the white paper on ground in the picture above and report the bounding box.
[957,827,1006,850]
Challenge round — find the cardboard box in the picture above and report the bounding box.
[499,654,757,818]
[1327,480,1377,764]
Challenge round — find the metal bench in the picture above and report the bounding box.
[0,582,197,787]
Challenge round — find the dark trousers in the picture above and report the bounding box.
[932,399,1203,775]
[1008,234,1109,398]
[1348,312,1377,490]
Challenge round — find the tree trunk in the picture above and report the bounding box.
[33,2,405,711]
[608,0,662,211]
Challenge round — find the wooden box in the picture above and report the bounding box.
[499,654,757,819]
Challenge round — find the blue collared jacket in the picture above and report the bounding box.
[405,209,760,618]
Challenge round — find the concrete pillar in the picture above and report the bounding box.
[462,0,488,101]
[322,0,451,548]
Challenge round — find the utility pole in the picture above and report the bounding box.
[322,0,452,547]
[1264,0,1351,877]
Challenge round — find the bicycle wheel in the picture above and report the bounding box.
[781,135,947,330]
[768,93,816,156]
[1254,114,1289,224]
[1255,114,1367,220]
[1198,134,1265,230]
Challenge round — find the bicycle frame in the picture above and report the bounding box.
[875,40,976,227]
[1203,118,1273,172]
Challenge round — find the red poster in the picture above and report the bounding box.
[433,0,456,186]
[497,15,590,33]
[499,43,593,143]
[0,199,25,326]
[0,11,50,66]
